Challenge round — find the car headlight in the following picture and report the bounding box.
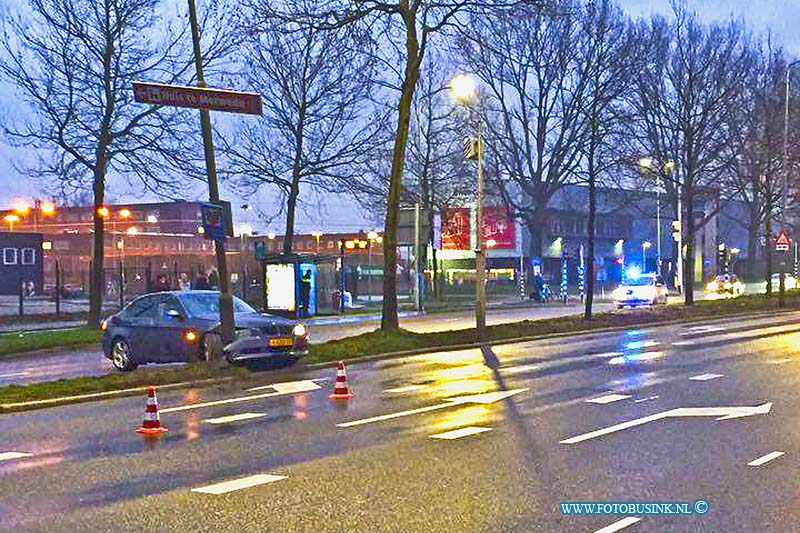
[293,323,307,337]
[100,319,108,331]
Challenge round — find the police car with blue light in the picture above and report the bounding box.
[612,270,669,309]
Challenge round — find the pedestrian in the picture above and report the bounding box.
[154,274,171,292]
[193,272,211,290]
[207,268,219,289]
[299,269,312,318]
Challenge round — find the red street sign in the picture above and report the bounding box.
[775,230,791,251]
[133,82,262,115]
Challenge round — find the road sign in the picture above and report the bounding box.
[775,230,791,251]
[201,203,226,241]
[133,82,263,115]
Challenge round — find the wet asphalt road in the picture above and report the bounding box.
[1,311,799,532]
[0,302,613,386]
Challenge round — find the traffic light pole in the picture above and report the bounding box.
[188,0,234,344]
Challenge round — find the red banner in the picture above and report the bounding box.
[441,208,471,250]
[482,206,515,249]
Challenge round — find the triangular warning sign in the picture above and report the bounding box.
[775,230,791,247]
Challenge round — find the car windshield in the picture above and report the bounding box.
[624,277,655,287]
[179,293,257,318]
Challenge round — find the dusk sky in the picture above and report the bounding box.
[1,0,799,230]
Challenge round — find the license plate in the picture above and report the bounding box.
[269,337,293,347]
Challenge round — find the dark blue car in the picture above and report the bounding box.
[101,291,308,371]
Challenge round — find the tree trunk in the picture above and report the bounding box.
[283,179,301,255]
[381,17,422,331]
[584,153,597,320]
[683,185,695,305]
[88,166,106,327]
[765,210,773,296]
[746,204,760,281]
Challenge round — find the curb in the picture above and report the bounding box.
[2,305,798,413]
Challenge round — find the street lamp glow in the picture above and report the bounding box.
[40,202,56,216]
[367,230,379,240]
[642,241,652,250]
[146,214,158,224]
[126,226,139,235]
[267,232,276,240]
[638,157,654,170]
[311,231,324,238]
[12,201,30,215]
[197,225,205,235]
[731,247,741,255]
[97,206,110,219]
[663,160,676,172]
[119,208,132,219]
[449,74,477,103]
[4,213,20,230]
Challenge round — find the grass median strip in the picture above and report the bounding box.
[2,292,800,411]
[0,327,101,358]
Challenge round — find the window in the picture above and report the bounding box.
[3,248,17,265]
[21,248,36,265]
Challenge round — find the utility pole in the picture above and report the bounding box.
[187,0,234,343]
[475,119,486,333]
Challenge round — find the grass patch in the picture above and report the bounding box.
[0,327,101,358]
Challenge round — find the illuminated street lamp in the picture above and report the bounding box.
[4,214,20,231]
[126,226,139,236]
[642,241,652,270]
[12,201,30,215]
[146,214,158,224]
[311,231,323,254]
[366,230,382,304]
[119,208,132,219]
[40,202,56,216]
[97,206,111,219]
[450,72,486,333]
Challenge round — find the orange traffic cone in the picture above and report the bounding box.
[330,361,354,399]
[135,385,169,435]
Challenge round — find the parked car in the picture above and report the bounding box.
[101,291,308,371]
[612,274,669,308]
[705,274,746,298]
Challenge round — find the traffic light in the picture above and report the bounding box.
[671,220,681,242]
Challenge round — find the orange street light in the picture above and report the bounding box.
[4,214,20,231]
[119,208,132,219]
[40,202,56,216]
[97,206,110,218]
[126,226,139,236]
[12,201,30,215]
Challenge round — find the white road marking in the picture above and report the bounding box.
[162,380,321,413]
[203,412,267,425]
[689,373,724,381]
[499,364,540,375]
[191,474,287,495]
[586,394,631,405]
[768,358,793,365]
[385,385,426,393]
[683,325,723,334]
[338,389,528,428]
[0,372,29,379]
[592,351,625,358]
[594,517,642,533]
[430,426,492,440]
[634,395,659,403]
[0,452,32,462]
[747,451,785,467]
[246,379,322,393]
[560,402,772,444]
[672,340,695,346]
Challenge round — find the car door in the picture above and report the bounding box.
[129,294,172,362]
[157,295,191,362]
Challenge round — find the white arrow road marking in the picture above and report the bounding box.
[191,474,287,495]
[0,452,32,462]
[688,373,724,381]
[586,394,631,405]
[203,412,267,425]
[430,426,492,440]
[634,395,659,403]
[338,388,528,428]
[560,402,773,444]
[162,380,322,413]
[767,358,793,365]
[594,517,642,533]
[385,385,427,393]
[246,379,322,393]
[747,451,785,467]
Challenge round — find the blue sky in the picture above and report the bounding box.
[1,0,799,230]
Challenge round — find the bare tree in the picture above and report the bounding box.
[578,0,638,319]
[220,14,381,253]
[258,0,541,330]
[457,2,592,261]
[630,3,753,305]
[0,0,234,326]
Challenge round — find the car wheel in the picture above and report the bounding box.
[200,333,223,362]
[111,338,137,372]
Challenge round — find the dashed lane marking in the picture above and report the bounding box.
[0,372,29,379]
[634,395,659,403]
[203,412,267,425]
[0,452,33,462]
[747,451,785,467]
[430,426,492,440]
[586,394,631,405]
[594,517,642,533]
[688,373,724,381]
[671,340,695,346]
[385,385,427,393]
[191,474,287,495]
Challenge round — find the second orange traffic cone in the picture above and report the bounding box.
[135,385,169,435]
[330,360,354,399]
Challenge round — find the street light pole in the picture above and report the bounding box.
[475,118,486,333]
[187,0,234,343]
